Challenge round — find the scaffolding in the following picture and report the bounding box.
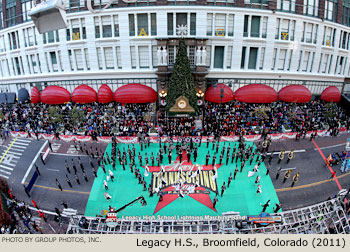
[66,198,350,234]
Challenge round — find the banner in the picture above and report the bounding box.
[97,136,112,143]
[10,127,348,144]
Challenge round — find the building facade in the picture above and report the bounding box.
[0,0,350,95]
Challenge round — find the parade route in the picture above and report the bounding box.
[3,132,350,215]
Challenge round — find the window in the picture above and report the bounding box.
[58,51,63,71]
[248,47,258,69]
[130,46,136,68]
[206,46,211,67]
[84,49,90,70]
[176,13,187,27]
[6,0,16,27]
[96,48,103,70]
[259,47,265,70]
[241,47,247,69]
[8,31,19,50]
[343,1,350,26]
[129,13,157,36]
[277,19,296,40]
[13,57,22,75]
[189,45,196,66]
[251,16,260,37]
[168,45,175,66]
[335,56,345,74]
[74,49,84,70]
[323,26,336,46]
[0,3,3,30]
[261,17,268,38]
[277,49,287,70]
[243,15,267,38]
[102,16,112,38]
[69,0,85,12]
[287,50,293,70]
[168,13,174,35]
[104,47,114,69]
[95,17,101,38]
[71,19,82,40]
[152,45,158,67]
[302,22,317,43]
[190,13,196,35]
[301,51,311,72]
[324,0,338,21]
[22,0,34,22]
[321,53,330,73]
[49,52,58,72]
[277,0,296,12]
[23,27,37,47]
[208,13,234,37]
[214,46,224,69]
[139,46,149,68]
[167,13,196,36]
[137,14,148,36]
[151,13,157,36]
[207,13,213,36]
[0,35,6,53]
[129,14,135,36]
[272,48,277,70]
[328,55,333,73]
[43,31,59,44]
[215,14,226,36]
[114,15,119,37]
[303,0,319,16]
[116,46,122,69]
[228,14,234,36]
[226,46,232,68]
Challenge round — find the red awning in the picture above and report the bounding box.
[204,83,234,103]
[71,85,97,104]
[31,87,40,104]
[114,84,157,103]
[278,85,311,103]
[41,86,70,104]
[98,84,113,103]
[235,84,277,103]
[320,86,341,102]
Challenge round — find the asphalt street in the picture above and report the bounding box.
[1,132,349,215]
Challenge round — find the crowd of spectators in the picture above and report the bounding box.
[0,100,349,138]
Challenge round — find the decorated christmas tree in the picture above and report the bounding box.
[166,39,198,114]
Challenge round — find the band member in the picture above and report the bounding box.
[283,169,292,183]
[256,185,262,195]
[206,152,210,166]
[291,172,300,187]
[255,175,261,185]
[234,166,239,180]
[278,150,285,164]
[287,150,295,163]
[228,173,233,187]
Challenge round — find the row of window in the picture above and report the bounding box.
[2,0,350,29]
[0,13,346,53]
[2,44,350,78]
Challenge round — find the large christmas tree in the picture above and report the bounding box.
[166,39,198,114]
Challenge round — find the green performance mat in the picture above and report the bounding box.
[85,141,281,218]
